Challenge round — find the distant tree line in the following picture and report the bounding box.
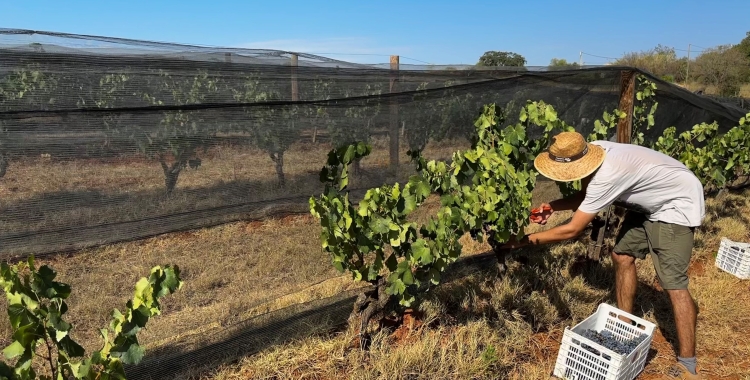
[476,31,750,97]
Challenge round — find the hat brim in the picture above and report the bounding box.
[533,143,606,182]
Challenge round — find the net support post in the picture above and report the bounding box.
[587,70,637,261]
[389,55,400,174]
[616,70,636,144]
[291,54,299,102]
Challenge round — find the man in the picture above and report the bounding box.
[501,131,705,379]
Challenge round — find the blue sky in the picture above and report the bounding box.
[1,0,749,66]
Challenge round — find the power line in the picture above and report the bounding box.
[399,56,434,65]
[673,46,704,53]
[304,52,433,65]
[581,52,619,61]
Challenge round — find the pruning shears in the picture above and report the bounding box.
[529,204,552,224]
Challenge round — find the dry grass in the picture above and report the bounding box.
[0,139,565,368]
[8,133,746,379]
[0,136,466,256]
[199,190,750,380]
[0,138,470,350]
[1,136,556,356]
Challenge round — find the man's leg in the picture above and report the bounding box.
[667,289,697,358]
[611,251,637,313]
[611,212,650,314]
[646,222,701,377]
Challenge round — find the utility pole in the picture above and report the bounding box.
[579,51,583,67]
[685,44,691,87]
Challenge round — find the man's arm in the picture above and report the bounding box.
[502,209,598,249]
[547,175,594,212]
[548,191,586,212]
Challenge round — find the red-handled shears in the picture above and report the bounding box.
[530,205,552,223]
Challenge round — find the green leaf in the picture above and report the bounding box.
[385,254,398,271]
[14,323,40,347]
[156,266,182,297]
[357,200,370,217]
[131,278,151,310]
[3,341,25,359]
[119,343,145,365]
[726,158,735,170]
[58,336,85,358]
[342,145,356,165]
[544,106,557,121]
[56,330,69,342]
[411,239,432,265]
[402,270,414,286]
[370,217,391,235]
[402,193,417,214]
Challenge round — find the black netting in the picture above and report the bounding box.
[0,29,746,259]
[1,29,748,379]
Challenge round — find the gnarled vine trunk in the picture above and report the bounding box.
[269,151,285,187]
[160,159,186,195]
[487,235,508,276]
[352,158,362,177]
[349,276,396,349]
[0,153,7,179]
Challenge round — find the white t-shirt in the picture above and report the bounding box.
[577,141,705,227]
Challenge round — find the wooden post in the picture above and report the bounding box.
[389,55,400,173]
[616,70,636,144]
[587,70,637,261]
[290,54,299,102]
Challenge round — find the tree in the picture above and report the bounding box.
[732,31,750,83]
[693,44,748,97]
[476,51,527,68]
[615,45,685,82]
[331,83,384,176]
[403,81,453,152]
[75,71,141,153]
[302,77,336,144]
[231,71,299,187]
[0,64,59,179]
[134,69,224,194]
[736,31,750,59]
[548,58,580,70]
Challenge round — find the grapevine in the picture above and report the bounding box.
[310,100,576,340]
[630,76,750,193]
[651,114,750,192]
[0,256,182,379]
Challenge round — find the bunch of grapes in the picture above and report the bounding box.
[579,329,648,356]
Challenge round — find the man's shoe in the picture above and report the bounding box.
[662,363,705,379]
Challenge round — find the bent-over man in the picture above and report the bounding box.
[500,131,705,379]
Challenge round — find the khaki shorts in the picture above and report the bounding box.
[613,212,695,290]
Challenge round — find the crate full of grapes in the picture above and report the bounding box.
[553,303,655,380]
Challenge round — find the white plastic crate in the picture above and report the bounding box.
[715,237,750,280]
[553,303,656,380]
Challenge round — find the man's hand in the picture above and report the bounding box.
[530,203,554,225]
[498,234,528,250]
[499,209,598,250]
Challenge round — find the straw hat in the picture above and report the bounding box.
[533,131,606,182]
